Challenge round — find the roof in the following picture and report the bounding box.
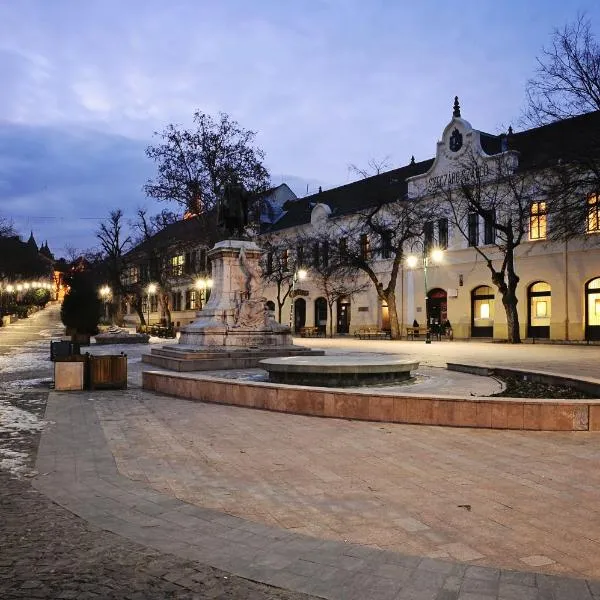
[265,110,600,233]
[268,158,434,232]
[123,217,211,260]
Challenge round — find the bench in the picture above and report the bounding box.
[354,327,391,340]
[299,326,324,338]
[406,326,453,341]
[406,326,430,340]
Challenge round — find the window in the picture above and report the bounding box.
[529,201,547,240]
[483,209,495,245]
[360,234,370,260]
[121,265,139,286]
[198,248,207,271]
[172,291,182,311]
[424,221,434,253]
[588,194,600,233]
[296,246,304,267]
[437,219,448,250]
[468,213,479,247]
[171,254,185,277]
[281,249,289,271]
[339,237,348,259]
[184,252,193,274]
[381,230,393,259]
[185,289,198,310]
[322,240,329,267]
[312,242,320,268]
[266,251,274,274]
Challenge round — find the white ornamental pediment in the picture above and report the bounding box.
[407,99,518,198]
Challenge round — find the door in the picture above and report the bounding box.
[294,298,306,332]
[471,286,494,337]
[427,288,447,336]
[381,301,390,333]
[337,298,350,334]
[314,297,327,334]
[586,277,600,341]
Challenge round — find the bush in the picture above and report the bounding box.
[61,272,102,336]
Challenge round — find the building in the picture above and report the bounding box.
[261,102,600,341]
[120,185,298,329]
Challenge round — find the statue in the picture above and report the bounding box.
[217,182,249,238]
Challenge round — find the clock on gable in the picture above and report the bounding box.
[449,128,463,152]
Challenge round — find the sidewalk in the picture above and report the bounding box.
[32,386,600,599]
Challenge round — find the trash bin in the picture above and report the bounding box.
[51,340,81,361]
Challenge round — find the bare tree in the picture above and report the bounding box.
[0,216,15,238]
[302,240,369,337]
[525,14,600,244]
[525,14,600,126]
[259,237,294,323]
[435,151,536,343]
[347,156,392,180]
[96,209,132,324]
[309,198,436,339]
[144,111,270,240]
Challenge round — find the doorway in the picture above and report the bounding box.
[527,281,551,339]
[427,288,447,333]
[294,298,306,332]
[336,298,351,334]
[314,297,327,334]
[381,301,390,333]
[586,277,600,341]
[471,285,494,337]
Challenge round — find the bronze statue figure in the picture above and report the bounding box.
[217,183,249,238]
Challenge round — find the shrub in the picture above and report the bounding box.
[61,272,102,335]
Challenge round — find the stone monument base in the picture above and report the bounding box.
[143,345,324,372]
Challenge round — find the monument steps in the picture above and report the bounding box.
[143,346,324,372]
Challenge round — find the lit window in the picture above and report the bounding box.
[360,234,370,260]
[535,300,547,318]
[587,194,600,233]
[171,254,185,276]
[529,201,547,240]
[480,303,490,319]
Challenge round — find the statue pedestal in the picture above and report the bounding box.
[178,239,292,348]
[144,239,324,371]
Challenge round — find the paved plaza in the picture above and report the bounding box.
[2,308,600,598]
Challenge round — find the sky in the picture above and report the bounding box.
[1,0,599,256]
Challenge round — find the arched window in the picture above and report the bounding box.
[586,278,600,341]
[527,281,551,339]
[266,300,275,311]
[471,285,494,337]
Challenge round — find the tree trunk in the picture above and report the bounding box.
[502,290,521,343]
[384,291,401,339]
[277,301,283,323]
[328,302,334,338]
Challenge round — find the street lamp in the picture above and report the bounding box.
[406,249,444,343]
[194,277,214,309]
[99,285,111,321]
[289,268,308,332]
[146,283,157,328]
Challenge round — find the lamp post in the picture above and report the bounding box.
[99,285,111,322]
[406,249,444,344]
[147,283,157,328]
[289,268,308,332]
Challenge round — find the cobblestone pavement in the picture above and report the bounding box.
[0,308,315,599]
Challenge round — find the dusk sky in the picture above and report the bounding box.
[1,0,599,256]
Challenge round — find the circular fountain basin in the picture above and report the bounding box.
[259,355,419,387]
